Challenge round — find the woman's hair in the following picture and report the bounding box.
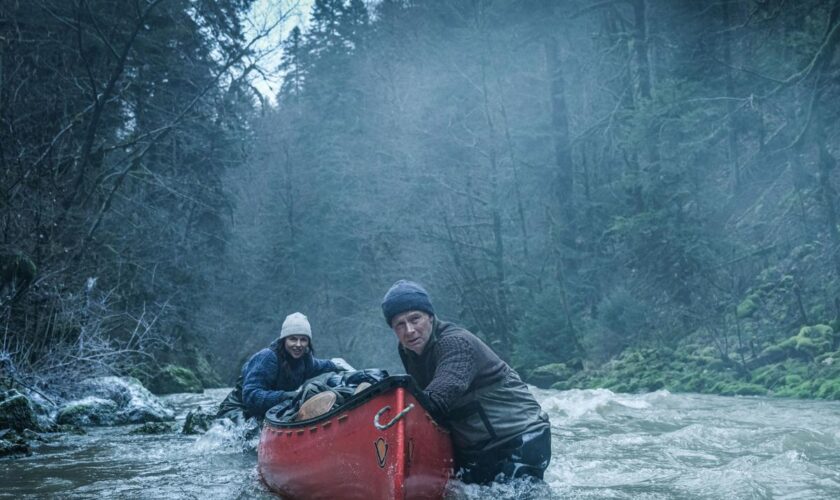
[275,338,316,378]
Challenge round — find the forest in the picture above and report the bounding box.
[2,0,840,402]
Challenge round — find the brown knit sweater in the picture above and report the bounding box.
[398,319,509,417]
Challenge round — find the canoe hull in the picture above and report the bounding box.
[258,377,453,499]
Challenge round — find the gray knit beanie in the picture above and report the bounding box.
[280,312,312,339]
[381,280,435,326]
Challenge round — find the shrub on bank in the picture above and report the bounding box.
[558,343,840,401]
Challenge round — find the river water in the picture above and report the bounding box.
[3,387,840,499]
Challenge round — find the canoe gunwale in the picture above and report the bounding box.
[263,375,443,429]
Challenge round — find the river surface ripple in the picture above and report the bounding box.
[3,387,840,499]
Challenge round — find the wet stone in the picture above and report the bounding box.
[56,397,119,426]
[0,390,40,432]
[182,406,215,435]
[0,429,31,458]
[129,422,174,435]
[59,377,175,426]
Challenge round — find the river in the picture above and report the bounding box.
[2,387,840,499]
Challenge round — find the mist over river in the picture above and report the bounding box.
[3,387,839,499]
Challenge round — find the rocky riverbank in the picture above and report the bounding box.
[0,376,217,458]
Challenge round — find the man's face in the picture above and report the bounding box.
[284,335,309,359]
[391,310,433,355]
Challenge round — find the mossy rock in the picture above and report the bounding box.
[528,363,575,388]
[0,390,40,432]
[150,365,203,394]
[78,376,174,424]
[56,397,119,426]
[193,354,223,388]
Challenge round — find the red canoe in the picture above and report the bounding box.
[258,375,454,499]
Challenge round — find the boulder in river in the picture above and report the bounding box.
[182,406,215,435]
[0,389,40,432]
[57,377,174,426]
[56,396,119,426]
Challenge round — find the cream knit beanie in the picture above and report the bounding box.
[280,312,312,339]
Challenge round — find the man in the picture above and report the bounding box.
[217,312,349,422]
[381,280,552,484]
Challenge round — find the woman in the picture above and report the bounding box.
[217,312,346,421]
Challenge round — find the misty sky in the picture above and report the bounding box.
[249,0,314,101]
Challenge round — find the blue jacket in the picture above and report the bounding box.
[239,339,338,418]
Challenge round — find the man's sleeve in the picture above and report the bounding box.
[423,335,477,416]
[241,350,293,418]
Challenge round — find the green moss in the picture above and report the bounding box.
[548,340,840,401]
[793,325,835,358]
[56,397,118,426]
[816,380,840,400]
[736,296,759,319]
[193,354,223,388]
[0,391,39,432]
[150,365,203,394]
[710,381,767,396]
[752,364,784,386]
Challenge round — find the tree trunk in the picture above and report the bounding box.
[722,0,742,195]
[544,35,574,227]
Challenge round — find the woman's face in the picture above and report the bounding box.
[284,335,309,359]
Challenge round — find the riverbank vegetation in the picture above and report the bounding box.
[0,0,275,395]
[3,0,840,403]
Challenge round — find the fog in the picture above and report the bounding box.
[2,0,839,396]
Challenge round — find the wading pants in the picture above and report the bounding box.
[457,425,552,484]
